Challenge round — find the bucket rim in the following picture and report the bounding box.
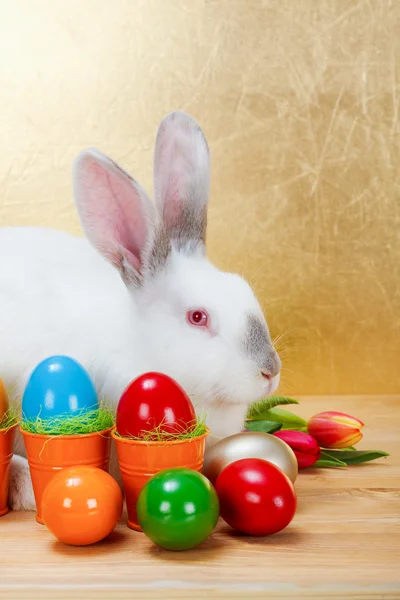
[111,426,210,447]
[0,422,18,434]
[19,425,114,441]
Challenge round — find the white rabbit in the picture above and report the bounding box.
[0,111,281,511]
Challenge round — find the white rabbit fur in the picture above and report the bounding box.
[0,111,281,511]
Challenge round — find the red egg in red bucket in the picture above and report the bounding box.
[113,372,208,530]
[116,372,197,438]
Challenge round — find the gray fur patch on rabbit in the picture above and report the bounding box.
[243,314,281,376]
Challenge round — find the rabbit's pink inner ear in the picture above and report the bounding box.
[74,150,152,280]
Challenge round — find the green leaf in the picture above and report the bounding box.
[253,407,308,429]
[314,450,347,468]
[322,449,389,465]
[246,396,299,420]
[313,450,347,469]
[314,458,347,468]
[244,420,282,434]
[320,450,347,464]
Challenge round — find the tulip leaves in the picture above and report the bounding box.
[246,396,299,419]
[245,420,283,434]
[260,408,308,430]
[245,397,307,435]
[313,449,390,468]
[245,396,307,433]
[320,449,389,465]
[314,451,347,468]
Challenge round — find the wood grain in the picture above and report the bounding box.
[1,396,399,599]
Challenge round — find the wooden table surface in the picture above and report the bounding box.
[1,395,399,599]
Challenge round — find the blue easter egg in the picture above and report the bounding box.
[22,355,98,421]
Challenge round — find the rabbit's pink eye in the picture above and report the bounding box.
[187,309,208,327]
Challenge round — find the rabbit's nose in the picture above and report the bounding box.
[261,352,281,380]
[261,370,273,381]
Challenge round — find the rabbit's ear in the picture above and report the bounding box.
[73,148,157,286]
[153,111,210,252]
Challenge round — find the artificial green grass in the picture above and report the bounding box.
[0,405,19,431]
[115,415,208,442]
[20,406,114,436]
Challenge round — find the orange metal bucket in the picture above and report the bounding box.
[21,427,113,524]
[112,428,209,531]
[0,423,17,517]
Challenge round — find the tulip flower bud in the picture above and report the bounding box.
[308,411,364,449]
[273,430,321,468]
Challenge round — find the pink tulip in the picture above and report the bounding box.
[273,430,321,468]
[308,411,364,449]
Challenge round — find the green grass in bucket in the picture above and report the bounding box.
[20,405,115,436]
[114,413,208,443]
[0,405,19,431]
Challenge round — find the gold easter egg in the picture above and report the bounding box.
[203,431,298,484]
[0,378,10,423]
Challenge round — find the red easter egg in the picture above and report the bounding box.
[215,458,297,536]
[116,372,196,438]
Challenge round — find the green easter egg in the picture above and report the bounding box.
[137,468,219,551]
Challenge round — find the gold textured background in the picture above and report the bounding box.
[0,0,399,394]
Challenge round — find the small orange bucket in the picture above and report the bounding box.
[112,428,209,531]
[0,423,18,517]
[21,427,113,524]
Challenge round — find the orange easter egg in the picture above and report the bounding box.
[0,379,9,423]
[42,466,123,545]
